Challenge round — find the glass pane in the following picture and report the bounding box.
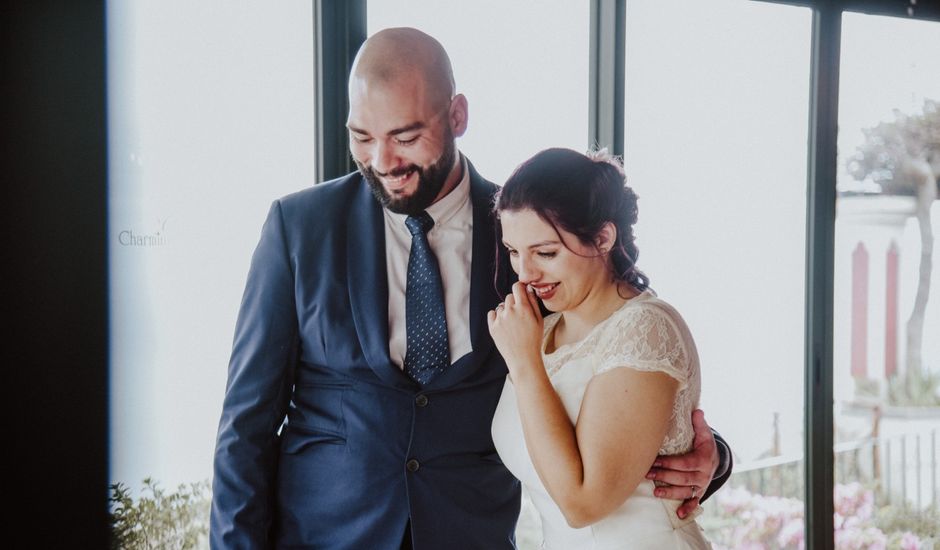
[368,0,590,185]
[367,5,589,546]
[834,12,940,547]
[622,1,811,546]
[107,0,316,540]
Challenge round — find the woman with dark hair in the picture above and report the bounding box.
[489,148,711,548]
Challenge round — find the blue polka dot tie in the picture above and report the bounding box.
[404,211,450,385]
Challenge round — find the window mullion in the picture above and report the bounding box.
[315,0,367,182]
[804,4,840,549]
[588,0,625,156]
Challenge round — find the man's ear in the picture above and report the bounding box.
[449,93,468,137]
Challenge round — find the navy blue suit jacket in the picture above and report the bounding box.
[211,164,520,549]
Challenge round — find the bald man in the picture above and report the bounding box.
[211,28,731,550]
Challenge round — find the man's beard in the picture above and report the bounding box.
[358,137,457,216]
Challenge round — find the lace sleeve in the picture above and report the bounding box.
[594,303,691,391]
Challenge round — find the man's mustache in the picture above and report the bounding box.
[372,164,420,178]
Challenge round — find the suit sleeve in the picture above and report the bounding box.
[700,430,733,503]
[210,201,299,549]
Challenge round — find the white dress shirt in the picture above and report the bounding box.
[385,156,474,369]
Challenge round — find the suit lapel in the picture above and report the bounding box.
[467,164,502,360]
[424,163,506,391]
[346,178,416,389]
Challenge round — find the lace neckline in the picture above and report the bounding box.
[541,289,653,361]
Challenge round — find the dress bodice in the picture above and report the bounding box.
[491,291,712,549]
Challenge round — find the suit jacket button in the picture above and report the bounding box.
[406,459,420,472]
[415,394,429,407]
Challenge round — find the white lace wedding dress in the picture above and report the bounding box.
[492,290,712,549]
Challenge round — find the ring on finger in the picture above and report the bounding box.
[690,485,698,499]
[496,303,505,312]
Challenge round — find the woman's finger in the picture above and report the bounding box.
[524,283,540,314]
[511,282,530,312]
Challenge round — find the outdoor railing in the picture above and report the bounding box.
[727,428,939,509]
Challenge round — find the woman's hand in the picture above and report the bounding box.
[487,281,544,375]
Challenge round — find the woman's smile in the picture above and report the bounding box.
[530,282,559,300]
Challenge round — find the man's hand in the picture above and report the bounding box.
[646,409,719,519]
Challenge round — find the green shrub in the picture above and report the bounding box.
[875,503,940,540]
[109,478,210,550]
[887,367,940,407]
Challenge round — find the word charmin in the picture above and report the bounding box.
[118,220,167,247]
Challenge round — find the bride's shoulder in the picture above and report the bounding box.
[602,292,695,354]
[610,290,674,324]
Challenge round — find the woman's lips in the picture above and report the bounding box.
[530,283,559,300]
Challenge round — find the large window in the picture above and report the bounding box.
[832,11,940,546]
[620,1,812,545]
[108,0,317,499]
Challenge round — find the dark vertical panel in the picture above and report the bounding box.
[804,5,840,549]
[315,0,367,181]
[589,0,625,156]
[2,1,109,546]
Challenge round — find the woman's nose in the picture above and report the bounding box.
[516,257,539,284]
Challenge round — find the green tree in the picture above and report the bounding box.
[848,99,940,400]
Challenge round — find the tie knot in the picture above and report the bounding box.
[405,211,435,237]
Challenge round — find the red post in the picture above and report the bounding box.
[852,242,869,378]
[885,241,899,378]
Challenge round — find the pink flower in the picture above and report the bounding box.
[899,531,922,550]
[776,518,805,549]
[835,525,886,550]
[833,482,875,522]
